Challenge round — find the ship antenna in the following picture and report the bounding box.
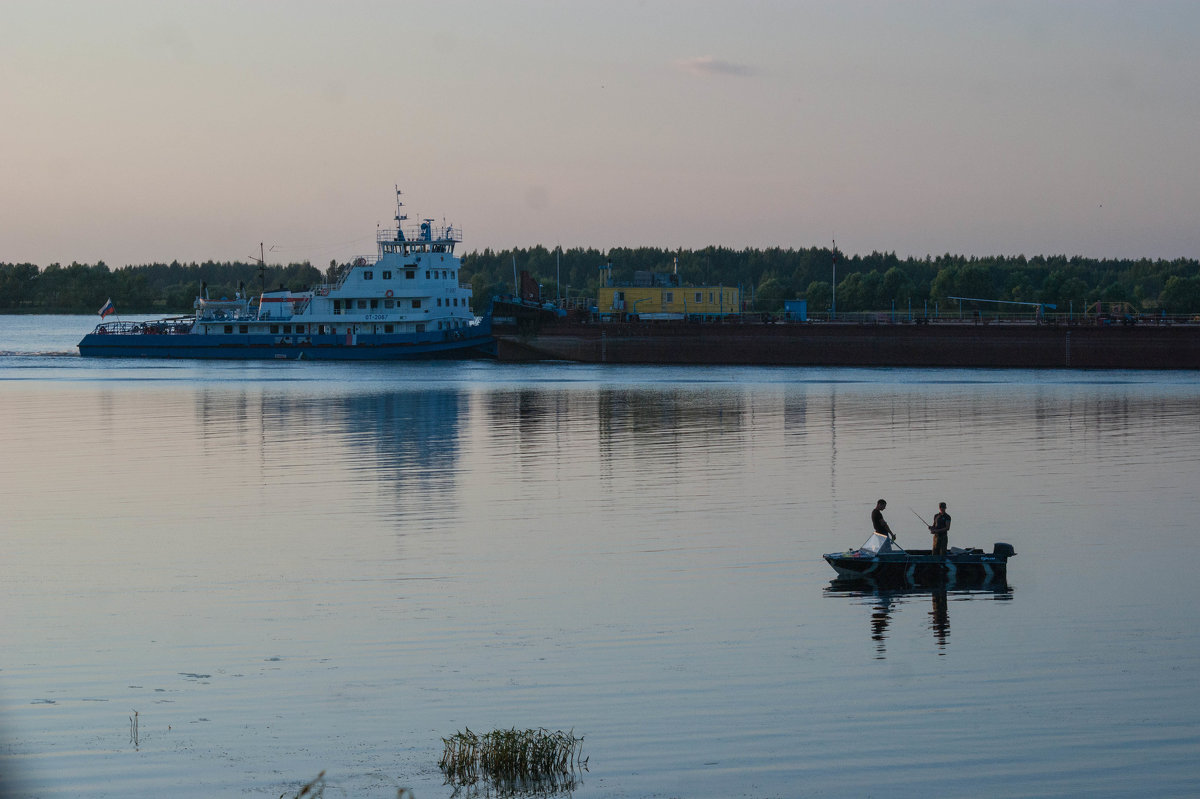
[394,185,407,225]
[248,242,266,319]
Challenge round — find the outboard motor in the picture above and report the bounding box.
[993,542,1016,558]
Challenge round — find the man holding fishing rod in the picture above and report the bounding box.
[911,502,952,557]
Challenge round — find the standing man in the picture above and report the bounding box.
[929,501,951,557]
[871,499,894,541]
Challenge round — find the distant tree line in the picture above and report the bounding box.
[3,247,1200,316]
[464,246,1200,316]
[0,259,327,314]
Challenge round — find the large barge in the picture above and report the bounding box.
[493,318,1200,369]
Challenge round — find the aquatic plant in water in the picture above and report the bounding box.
[440,727,587,793]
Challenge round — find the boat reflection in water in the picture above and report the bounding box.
[825,577,1013,659]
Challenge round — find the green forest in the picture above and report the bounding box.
[3,245,1200,317]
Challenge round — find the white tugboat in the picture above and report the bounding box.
[79,190,493,360]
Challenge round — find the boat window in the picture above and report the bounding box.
[364,271,373,280]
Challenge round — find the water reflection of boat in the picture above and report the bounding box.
[823,533,1016,586]
[194,387,468,509]
[825,578,1013,657]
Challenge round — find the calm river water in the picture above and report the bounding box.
[2,316,1200,798]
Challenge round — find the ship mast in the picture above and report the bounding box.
[249,242,266,319]
[394,185,407,241]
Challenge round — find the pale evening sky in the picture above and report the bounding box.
[3,0,1199,269]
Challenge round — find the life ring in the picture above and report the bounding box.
[385,290,394,298]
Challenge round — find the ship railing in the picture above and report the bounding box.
[377,223,463,244]
[197,309,254,321]
[92,318,193,335]
[800,311,1200,326]
[547,296,595,313]
[329,262,360,290]
[93,320,144,334]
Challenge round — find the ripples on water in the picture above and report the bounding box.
[2,317,1200,797]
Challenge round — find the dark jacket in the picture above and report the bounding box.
[871,507,893,538]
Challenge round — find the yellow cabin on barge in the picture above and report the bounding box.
[597,266,741,322]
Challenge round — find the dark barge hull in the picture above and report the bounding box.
[495,321,1200,369]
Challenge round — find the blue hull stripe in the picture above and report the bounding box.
[79,332,495,361]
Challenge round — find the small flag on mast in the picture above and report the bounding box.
[98,299,115,318]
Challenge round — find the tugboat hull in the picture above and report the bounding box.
[78,329,494,360]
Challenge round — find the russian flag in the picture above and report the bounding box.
[98,298,115,318]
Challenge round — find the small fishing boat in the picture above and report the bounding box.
[823,533,1015,585]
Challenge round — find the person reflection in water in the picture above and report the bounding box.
[862,588,950,659]
[871,499,894,541]
[870,593,894,659]
[929,587,950,651]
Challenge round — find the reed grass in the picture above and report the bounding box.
[440,727,586,792]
